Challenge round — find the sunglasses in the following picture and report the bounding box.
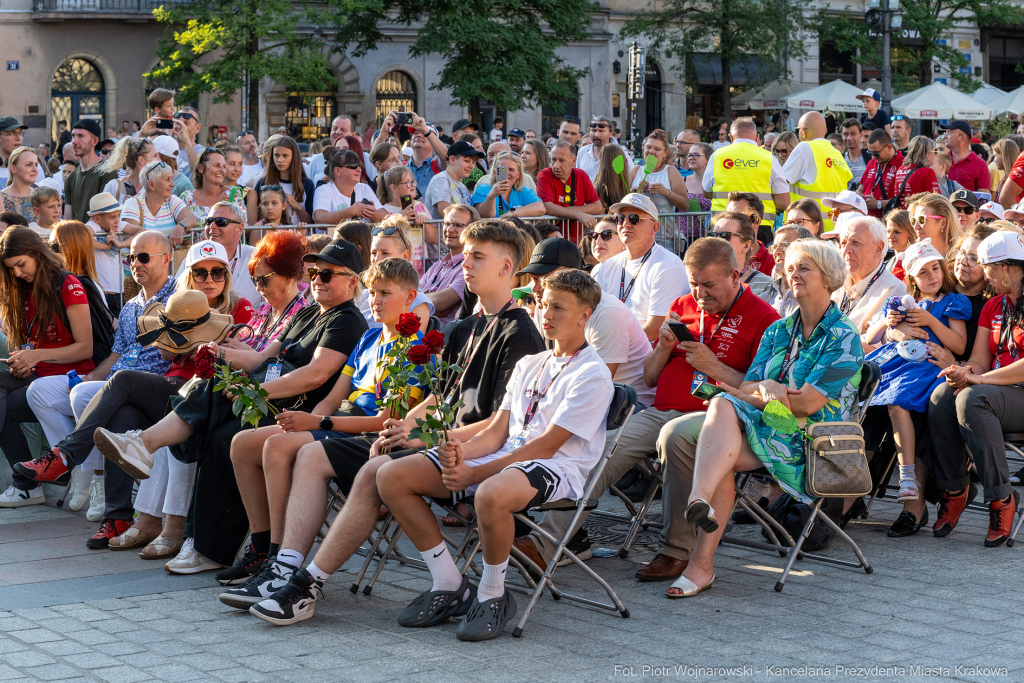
[911,214,944,226]
[260,185,283,194]
[588,229,616,241]
[615,213,646,226]
[712,231,742,241]
[371,226,401,237]
[191,266,227,283]
[98,148,112,156]
[127,252,169,265]
[50,241,61,253]
[307,267,349,284]
[892,115,907,121]
[953,205,976,215]
[869,146,891,158]
[251,272,277,288]
[773,148,790,156]
[205,216,242,227]
[590,123,609,130]
[338,162,362,170]
[237,130,254,139]
[173,112,197,121]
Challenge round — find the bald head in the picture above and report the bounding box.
[133,230,171,253]
[798,112,827,141]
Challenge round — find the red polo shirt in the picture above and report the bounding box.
[892,165,940,209]
[750,241,775,277]
[948,151,991,192]
[1007,153,1024,203]
[536,167,600,243]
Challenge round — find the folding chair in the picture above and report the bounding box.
[720,362,881,592]
[591,459,663,558]
[999,433,1024,547]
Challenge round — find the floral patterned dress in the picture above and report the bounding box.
[180,188,246,222]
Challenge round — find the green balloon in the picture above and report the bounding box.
[612,156,625,174]
[644,155,658,173]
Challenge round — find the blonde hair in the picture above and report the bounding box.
[372,213,412,255]
[177,260,239,315]
[643,129,676,167]
[6,147,39,180]
[486,151,528,191]
[786,238,848,293]
[912,193,962,254]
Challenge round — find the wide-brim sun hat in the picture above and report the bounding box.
[136,290,233,354]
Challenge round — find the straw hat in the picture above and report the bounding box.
[135,290,232,354]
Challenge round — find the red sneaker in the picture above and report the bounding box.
[933,488,969,538]
[12,448,69,483]
[985,492,1020,548]
[86,519,131,550]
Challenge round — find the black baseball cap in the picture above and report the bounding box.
[452,118,479,134]
[508,128,526,139]
[446,140,485,159]
[940,120,972,137]
[516,238,583,276]
[0,117,27,133]
[303,238,365,273]
[950,188,980,209]
[72,119,102,140]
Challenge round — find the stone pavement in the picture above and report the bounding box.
[1,482,1022,683]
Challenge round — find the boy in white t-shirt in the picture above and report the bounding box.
[377,269,613,641]
[85,192,138,313]
[28,186,62,240]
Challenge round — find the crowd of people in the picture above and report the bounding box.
[2,88,1024,643]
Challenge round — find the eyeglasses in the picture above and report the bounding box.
[771,241,794,252]
[173,112,197,121]
[910,214,944,226]
[50,241,61,254]
[773,148,790,157]
[442,221,468,230]
[711,231,742,241]
[205,216,242,227]
[251,272,277,288]
[955,250,980,266]
[788,217,816,227]
[615,214,646,227]
[396,180,417,188]
[307,267,349,284]
[686,152,704,159]
[953,205,976,215]
[127,252,169,265]
[588,229,616,241]
[191,266,227,283]
[371,226,401,237]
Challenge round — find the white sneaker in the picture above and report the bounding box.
[85,477,105,522]
[93,428,153,480]
[165,538,224,575]
[68,468,91,511]
[0,484,44,508]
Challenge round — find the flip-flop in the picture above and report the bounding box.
[139,535,183,560]
[109,527,153,551]
[666,573,715,599]
[397,576,476,627]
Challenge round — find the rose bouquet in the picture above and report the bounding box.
[196,346,280,430]
[407,332,464,448]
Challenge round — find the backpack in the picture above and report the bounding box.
[56,271,115,367]
[761,493,844,552]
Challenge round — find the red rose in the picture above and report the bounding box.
[194,346,216,380]
[422,330,445,353]
[396,313,421,337]
[406,343,433,366]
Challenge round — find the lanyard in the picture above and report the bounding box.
[443,299,514,404]
[520,343,588,434]
[840,265,884,314]
[619,247,654,303]
[426,255,459,291]
[255,292,302,347]
[699,288,744,345]
[995,296,1020,370]
[775,303,835,383]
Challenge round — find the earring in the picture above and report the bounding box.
[1002,277,1012,288]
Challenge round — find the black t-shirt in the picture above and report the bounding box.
[958,293,989,362]
[860,109,891,131]
[277,300,367,406]
[438,307,544,426]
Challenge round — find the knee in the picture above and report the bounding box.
[229,430,256,465]
[474,478,517,517]
[955,385,993,419]
[352,455,388,495]
[262,433,296,469]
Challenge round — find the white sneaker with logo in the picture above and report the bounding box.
[164,538,224,575]
[0,484,44,508]
[67,467,91,511]
[93,429,154,480]
[219,559,294,609]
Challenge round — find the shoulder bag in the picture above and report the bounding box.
[804,421,872,497]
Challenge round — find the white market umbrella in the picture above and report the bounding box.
[986,86,1024,118]
[786,80,867,112]
[890,82,993,120]
[732,88,757,108]
[747,79,805,110]
[969,82,1008,105]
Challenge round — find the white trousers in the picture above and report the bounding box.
[26,377,104,471]
[134,448,195,518]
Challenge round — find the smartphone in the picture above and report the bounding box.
[496,166,509,183]
[395,112,413,126]
[156,118,174,130]
[668,322,695,343]
[400,194,414,210]
[692,382,725,401]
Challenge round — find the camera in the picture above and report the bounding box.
[395,112,413,127]
[155,119,174,130]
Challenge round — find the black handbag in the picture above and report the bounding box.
[250,356,306,411]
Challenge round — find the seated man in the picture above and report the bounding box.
[375,270,611,641]
[244,221,543,625]
[514,238,779,580]
[217,257,428,596]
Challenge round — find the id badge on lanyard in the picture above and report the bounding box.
[123,346,141,367]
[264,363,283,382]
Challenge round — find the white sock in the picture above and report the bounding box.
[306,561,332,583]
[275,548,304,569]
[477,558,509,602]
[899,465,917,483]
[92,474,103,482]
[421,542,462,592]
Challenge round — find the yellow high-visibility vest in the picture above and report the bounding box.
[710,143,776,227]
[791,139,853,232]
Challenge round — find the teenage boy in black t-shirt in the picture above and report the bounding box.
[248,220,544,626]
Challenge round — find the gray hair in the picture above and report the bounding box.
[210,201,247,224]
[786,238,848,293]
[551,140,576,156]
[842,214,888,245]
[140,160,173,189]
[776,224,814,242]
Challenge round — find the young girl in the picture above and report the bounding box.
[363,215,433,331]
[249,186,298,244]
[864,239,969,533]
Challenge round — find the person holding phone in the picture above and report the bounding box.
[471,151,545,219]
[378,165,431,247]
[312,148,384,225]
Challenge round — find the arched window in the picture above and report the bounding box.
[645,61,663,134]
[285,91,338,142]
[51,58,105,146]
[375,71,417,125]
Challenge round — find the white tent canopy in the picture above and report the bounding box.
[786,80,867,112]
[890,82,993,120]
[746,79,805,110]
[969,83,1008,105]
[986,86,1024,118]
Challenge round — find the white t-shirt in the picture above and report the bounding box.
[591,244,690,326]
[587,291,654,406]
[85,219,125,293]
[489,128,503,142]
[307,151,375,183]
[312,182,381,218]
[575,144,633,181]
[239,162,264,186]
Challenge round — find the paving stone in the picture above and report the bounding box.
[22,663,82,680]
[8,628,65,644]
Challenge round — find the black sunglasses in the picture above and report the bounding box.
[614,214,644,226]
[588,229,616,241]
[371,226,400,237]
[97,148,112,156]
[336,162,361,170]
[260,185,283,193]
[712,231,741,241]
[191,266,227,283]
[127,252,169,265]
[205,216,242,227]
[869,147,891,158]
[50,241,61,253]
[954,205,977,215]
[251,272,277,288]
[173,112,197,121]
[307,267,348,284]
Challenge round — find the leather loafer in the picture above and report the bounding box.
[512,536,547,574]
[635,553,688,582]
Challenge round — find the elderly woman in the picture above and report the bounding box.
[100,137,160,202]
[909,193,961,257]
[770,224,814,317]
[471,151,544,218]
[711,211,779,305]
[785,198,825,238]
[928,231,1024,547]
[121,160,198,248]
[668,238,863,597]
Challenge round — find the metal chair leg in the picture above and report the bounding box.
[775,499,824,592]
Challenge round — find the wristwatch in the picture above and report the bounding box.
[319,415,333,431]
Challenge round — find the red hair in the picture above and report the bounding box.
[343,135,369,184]
[249,230,305,280]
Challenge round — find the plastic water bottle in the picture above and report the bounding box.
[67,370,82,389]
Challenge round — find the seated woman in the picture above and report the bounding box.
[471,151,544,219]
[362,215,433,331]
[377,165,436,268]
[928,231,1024,548]
[218,257,428,599]
[669,238,863,597]
[769,224,814,318]
[0,227,95,508]
[785,198,825,238]
[241,231,310,353]
[312,148,385,225]
[93,240,368,573]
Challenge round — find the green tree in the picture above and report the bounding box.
[619,0,815,121]
[325,0,594,128]
[818,1,1023,94]
[148,0,335,132]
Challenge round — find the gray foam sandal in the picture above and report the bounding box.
[397,576,476,628]
[455,591,518,642]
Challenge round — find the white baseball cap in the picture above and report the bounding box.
[184,240,229,269]
[979,201,1005,220]
[609,192,659,220]
[902,238,944,277]
[978,230,1024,265]
[856,88,881,103]
[822,189,868,216]
[152,135,179,158]
[1004,203,1024,221]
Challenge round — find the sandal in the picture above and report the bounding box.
[139,535,183,560]
[397,576,476,628]
[441,503,474,527]
[684,499,719,533]
[666,573,715,599]
[896,478,920,503]
[108,527,153,551]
